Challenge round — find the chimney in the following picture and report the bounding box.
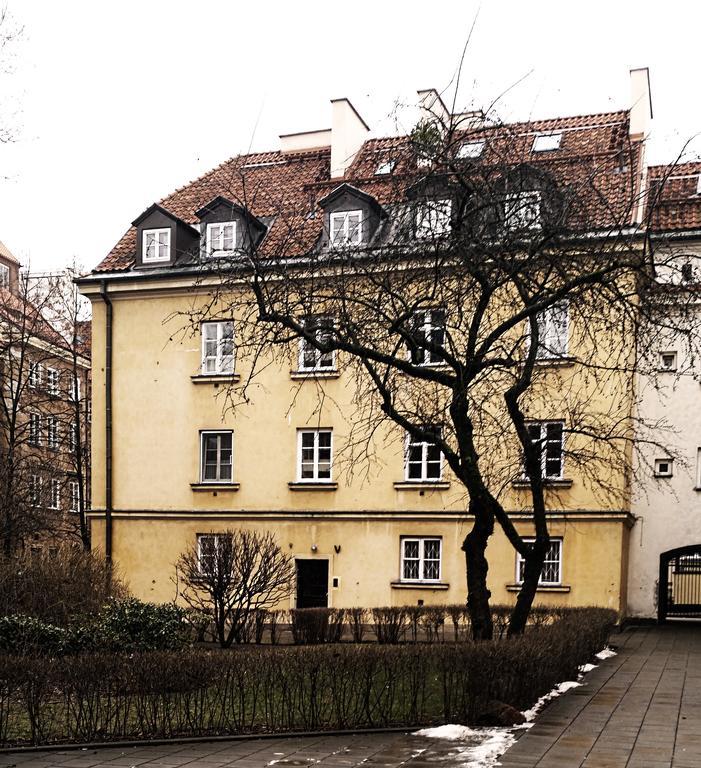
[417,88,450,125]
[629,67,652,140]
[279,128,331,154]
[330,98,370,178]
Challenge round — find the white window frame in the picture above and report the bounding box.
[532,302,569,359]
[69,421,78,453]
[654,458,673,478]
[29,475,41,507]
[69,480,80,513]
[199,430,234,484]
[516,538,563,585]
[298,316,336,372]
[29,362,42,389]
[532,133,562,152]
[197,533,232,575]
[71,377,81,402]
[409,309,446,366]
[375,159,396,175]
[524,421,565,480]
[404,428,443,482]
[46,416,59,450]
[49,478,60,510]
[400,536,442,583]
[142,228,171,263]
[29,413,41,447]
[205,222,237,258]
[658,351,677,372]
[201,321,235,375]
[46,367,59,396]
[415,199,452,238]
[297,429,333,482]
[329,210,363,247]
[505,191,541,231]
[0,264,9,289]
[457,140,485,159]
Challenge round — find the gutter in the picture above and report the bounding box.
[98,280,113,566]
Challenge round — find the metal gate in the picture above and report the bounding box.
[658,545,701,622]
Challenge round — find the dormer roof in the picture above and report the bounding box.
[317,183,387,218]
[131,203,199,234]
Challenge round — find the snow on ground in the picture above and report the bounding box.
[412,645,615,767]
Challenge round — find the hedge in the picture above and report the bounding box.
[0,607,616,745]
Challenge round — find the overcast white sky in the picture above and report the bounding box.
[0,0,698,273]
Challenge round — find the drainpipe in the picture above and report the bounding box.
[99,280,113,566]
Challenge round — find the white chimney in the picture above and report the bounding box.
[279,129,332,154]
[417,88,450,125]
[330,98,370,178]
[629,67,652,140]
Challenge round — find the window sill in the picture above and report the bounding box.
[393,481,450,491]
[190,374,241,385]
[534,356,576,368]
[506,584,571,593]
[290,370,341,380]
[512,478,573,489]
[190,482,240,492]
[390,581,450,590]
[288,482,338,492]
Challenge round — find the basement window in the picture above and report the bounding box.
[532,133,562,152]
[654,458,673,478]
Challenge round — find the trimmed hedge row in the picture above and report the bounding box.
[0,607,616,745]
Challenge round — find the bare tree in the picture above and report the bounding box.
[175,529,295,648]
[176,102,697,639]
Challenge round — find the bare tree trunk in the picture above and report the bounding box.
[462,500,494,640]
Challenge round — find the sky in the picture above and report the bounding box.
[0,0,699,274]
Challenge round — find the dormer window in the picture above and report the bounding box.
[532,133,562,152]
[505,192,541,231]
[0,264,9,290]
[696,175,701,195]
[415,199,452,238]
[206,222,236,257]
[457,141,484,159]
[330,211,363,246]
[375,159,396,175]
[142,228,171,263]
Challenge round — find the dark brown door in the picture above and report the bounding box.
[296,559,329,608]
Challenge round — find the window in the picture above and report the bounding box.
[142,228,171,263]
[201,321,235,375]
[47,416,59,450]
[524,421,564,480]
[654,458,673,478]
[29,475,41,507]
[69,422,78,452]
[401,537,442,582]
[532,133,562,152]
[330,211,363,246]
[409,309,445,366]
[200,431,233,483]
[71,378,81,402]
[206,222,236,257]
[415,199,452,238]
[29,413,41,447]
[46,368,59,396]
[533,302,569,359]
[457,140,484,159]
[299,316,335,371]
[505,191,541,231]
[516,539,562,585]
[0,264,9,289]
[658,351,677,371]
[681,262,694,282]
[696,174,701,195]
[375,159,396,175]
[69,480,80,513]
[297,429,332,482]
[405,427,443,482]
[29,362,42,389]
[197,533,233,575]
[49,478,60,510]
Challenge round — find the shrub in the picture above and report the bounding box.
[371,607,408,644]
[348,607,367,643]
[0,607,617,745]
[0,547,128,626]
[96,598,188,652]
[290,608,346,644]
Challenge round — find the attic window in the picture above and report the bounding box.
[143,228,171,263]
[375,159,396,175]
[415,199,452,238]
[330,210,363,246]
[532,133,562,152]
[206,222,236,257]
[457,141,485,159]
[696,175,701,195]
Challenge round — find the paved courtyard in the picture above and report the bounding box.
[0,624,698,768]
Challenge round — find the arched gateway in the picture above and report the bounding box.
[658,545,701,623]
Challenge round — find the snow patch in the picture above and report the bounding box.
[595,646,617,660]
[579,663,597,673]
[413,724,517,767]
[414,724,477,740]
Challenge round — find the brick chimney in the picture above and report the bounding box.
[330,98,370,178]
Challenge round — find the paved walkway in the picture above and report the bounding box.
[1,625,699,768]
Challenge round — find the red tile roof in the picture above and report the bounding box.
[93,109,644,274]
[647,162,701,232]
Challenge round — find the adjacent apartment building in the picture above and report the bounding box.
[77,69,698,617]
